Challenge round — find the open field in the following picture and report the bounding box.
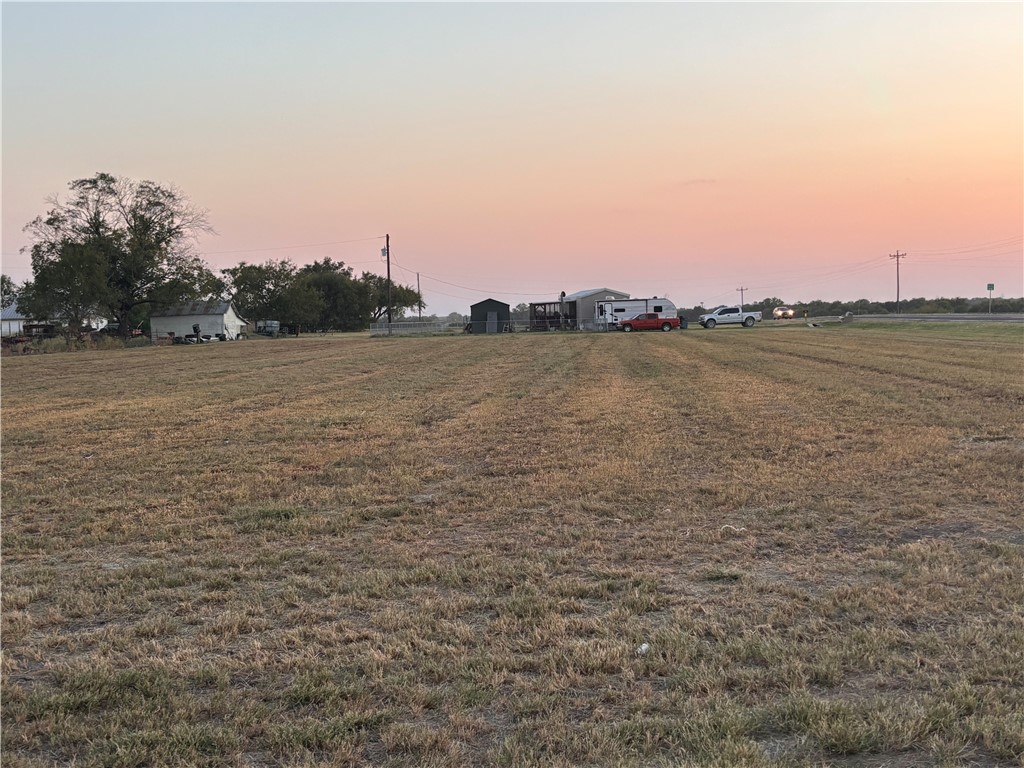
[2,323,1023,767]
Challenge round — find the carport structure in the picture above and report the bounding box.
[529,288,630,331]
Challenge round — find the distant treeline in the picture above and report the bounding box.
[677,296,1024,322]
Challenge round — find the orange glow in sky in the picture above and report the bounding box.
[3,3,1021,313]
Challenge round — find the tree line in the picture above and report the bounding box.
[3,173,423,339]
[3,173,1021,340]
[675,296,1024,321]
[220,258,422,334]
[487,297,1024,326]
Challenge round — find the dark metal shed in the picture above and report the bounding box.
[469,299,511,334]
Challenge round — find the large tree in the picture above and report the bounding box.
[222,259,422,331]
[359,273,424,322]
[220,259,296,322]
[22,173,216,339]
[278,279,325,334]
[296,259,372,331]
[18,241,109,337]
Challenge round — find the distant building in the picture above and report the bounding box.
[150,299,249,340]
[1,303,107,337]
[565,289,631,328]
[530,288,630,331]
[468,299,511,334]
[1,302,28,337]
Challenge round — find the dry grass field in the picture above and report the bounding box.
[2,322,1022,767]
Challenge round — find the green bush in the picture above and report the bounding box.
[36,337,78,354]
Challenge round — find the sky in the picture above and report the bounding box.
[3,2,1022,315]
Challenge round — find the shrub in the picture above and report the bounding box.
[96,336,127,350]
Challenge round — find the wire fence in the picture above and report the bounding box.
[369,321,462,336]
[369,319,627,336]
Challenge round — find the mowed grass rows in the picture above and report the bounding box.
[2,324,1022,767]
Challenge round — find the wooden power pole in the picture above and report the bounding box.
[386,233,392,334]
[889,251,905,314]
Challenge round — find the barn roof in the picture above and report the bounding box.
[150,299,237,318]
[2,302,27,321]
[470,298,509,309]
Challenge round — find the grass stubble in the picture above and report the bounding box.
[1,323,1022,767]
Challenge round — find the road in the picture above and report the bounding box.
[845,313,1023,324]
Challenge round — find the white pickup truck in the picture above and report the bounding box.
[698,306,762,329]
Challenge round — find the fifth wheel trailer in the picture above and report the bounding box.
[596,298,677,330]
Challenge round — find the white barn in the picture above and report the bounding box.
[150,299,249,341]
[1,302,28,337]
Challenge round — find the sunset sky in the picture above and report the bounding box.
[3,2,1021,315]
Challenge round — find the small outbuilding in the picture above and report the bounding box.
[468,299,511,334]
[150,299,249,341]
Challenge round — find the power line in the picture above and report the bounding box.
[389,258,565,297]
[381,253,539,308]
[705,237,1019,297]
[705,289,737,304]
[388,250,897,310]
[8,232,1021,263]
[912,248,1023,264]
[745,256,890,294]
[909,235,1022,256]
[201,235,385,256]
[743,254,889,281]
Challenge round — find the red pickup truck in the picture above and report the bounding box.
[620,313,680,332]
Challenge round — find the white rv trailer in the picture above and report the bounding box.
[596,297,677,329]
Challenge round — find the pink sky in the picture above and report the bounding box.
[3,3,1021,314]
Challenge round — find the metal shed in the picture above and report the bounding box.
[469,299,511,334]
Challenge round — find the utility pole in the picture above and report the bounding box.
[889,251,905,314]
[736,287,748,310]
[386,233,392,335]
[417,272,422,320]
